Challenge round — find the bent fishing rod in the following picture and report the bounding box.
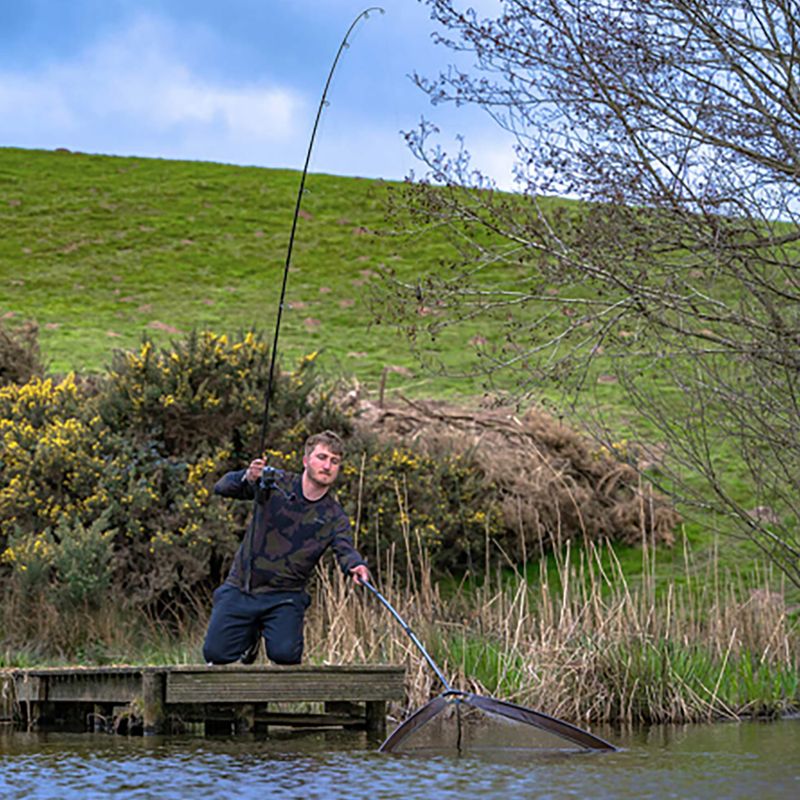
[258,7,384,457]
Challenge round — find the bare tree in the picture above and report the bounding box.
[376,0,800,586]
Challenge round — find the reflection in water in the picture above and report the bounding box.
[0,719,798,799]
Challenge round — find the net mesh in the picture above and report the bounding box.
[384,698,590,755]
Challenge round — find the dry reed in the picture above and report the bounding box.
[306,517,798,725]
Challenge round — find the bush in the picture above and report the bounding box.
[1,511,114,609]
[52,512,115,607]
[0,331,354,615]
[100,330,276,456]
[335,432,500,576]
[0,327,679,659]
[0,320,44,386]
[0,374,107,538]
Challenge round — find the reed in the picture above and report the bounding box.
[305,532,798,725]
[1,510,796,725]
[1,537,795,724]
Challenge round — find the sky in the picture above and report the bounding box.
[0,0,517,187]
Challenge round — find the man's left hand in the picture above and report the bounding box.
[349,564,370,585]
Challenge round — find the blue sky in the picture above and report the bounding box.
[0,0,516,186]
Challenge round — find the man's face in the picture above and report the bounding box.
[303,444,342,488]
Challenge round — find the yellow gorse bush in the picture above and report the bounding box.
[0,375,108,538]
[337,436,499,572]
[0,330,350,614]
[0,328,508,619]
[103,330,282,454]
[0,373,78,423]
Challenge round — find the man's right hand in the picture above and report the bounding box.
[245,458,266,483]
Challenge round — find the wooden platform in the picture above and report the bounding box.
[2,664,405,738]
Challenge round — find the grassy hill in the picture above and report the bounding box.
[0,146,793,594]
[0,146,466,395]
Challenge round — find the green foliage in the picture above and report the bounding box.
[334,432,501,576]
[100,330,267,455]
[1,528,56,593]
[1,512,114,610]
[596,640,799,723]
[50,512,115,607]
[441,632,527,696]
[0,324,525,634]
[99,331,349,457]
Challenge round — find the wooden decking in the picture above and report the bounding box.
[1,664,405,738]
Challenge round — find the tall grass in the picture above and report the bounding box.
[306,529,798,725]
[2,534,795,725]
[1,503,796,726]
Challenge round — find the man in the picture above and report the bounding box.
[203,430,369,665]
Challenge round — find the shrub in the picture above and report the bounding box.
[0,327,679,656]
[98,331,347,458]
[0,320,43,386]
[0,331,355,614]
[50,512,116,608]
[335,431,501,576]
[0,374,108,539]
[99,330,270,456]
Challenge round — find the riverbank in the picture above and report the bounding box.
[3,538,797,727]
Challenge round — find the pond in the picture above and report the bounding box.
[1,717,797,799]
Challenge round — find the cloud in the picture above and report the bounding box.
[0,5,518,183]
[0,14,306,157]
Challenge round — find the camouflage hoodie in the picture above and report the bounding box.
[214,468,365,594]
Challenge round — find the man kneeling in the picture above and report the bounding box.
[203,430,369,665]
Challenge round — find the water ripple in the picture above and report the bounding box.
[1,720,797,800]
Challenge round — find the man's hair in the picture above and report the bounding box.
[304,430,345,458]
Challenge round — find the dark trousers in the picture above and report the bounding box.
[202,583,310,665]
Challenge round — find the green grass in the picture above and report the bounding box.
[0,146,791,597]
[0,146,468,394]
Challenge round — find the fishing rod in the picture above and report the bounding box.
[258,7,384,457]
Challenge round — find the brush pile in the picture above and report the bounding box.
[347,394,679,552]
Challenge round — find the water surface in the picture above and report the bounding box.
[1,718,797,799]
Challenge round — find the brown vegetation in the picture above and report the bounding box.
[0,321,43,386]
[306,539,798,725]
[347,394,680,554]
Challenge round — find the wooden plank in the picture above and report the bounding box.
[142,671,166,736]
[1,672,17,720]
[13,674,46,703]
[15,667,144,678]
[46,673,141,703]
[13,667,143,704]
[166,666,405,704]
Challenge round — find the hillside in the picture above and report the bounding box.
[1,146,793,593]
[0,146,460,394]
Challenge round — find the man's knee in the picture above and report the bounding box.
[265,638,303,665]
[202,640,235,665]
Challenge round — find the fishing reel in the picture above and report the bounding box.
[259,465,285,490]
[258,464,296,501]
